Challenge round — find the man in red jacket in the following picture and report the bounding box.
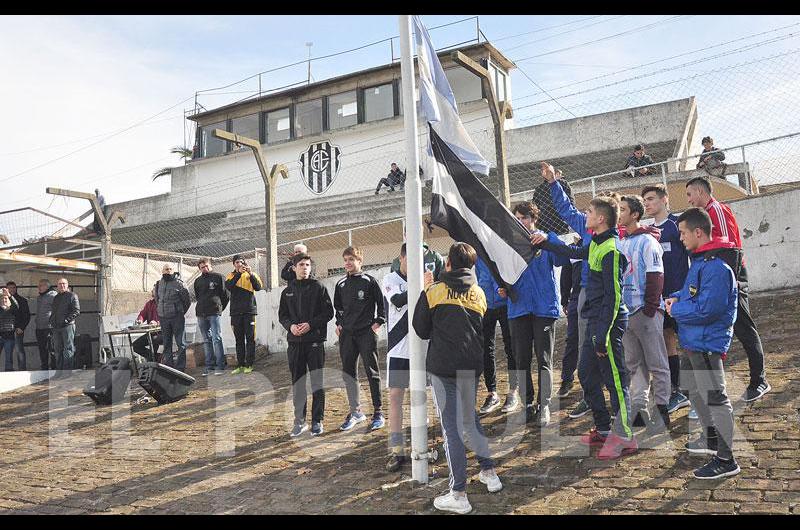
[132,289,162,362]
[685,177,769,402]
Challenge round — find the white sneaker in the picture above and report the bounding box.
[538,405,551,427]
[433,491,472,514]
[478,469,503,493]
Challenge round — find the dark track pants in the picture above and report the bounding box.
[339,328,382,413]
[510,314,556,408]
[481,306,514,393]
[561,292,580,383]
[578,317,633,437]
[288,341,326,423]
[231,314,256,368]
[36,329,52,370]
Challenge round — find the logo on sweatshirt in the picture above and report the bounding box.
[357,290,365,301]
[689,285,698,297]
[300,140,342,195]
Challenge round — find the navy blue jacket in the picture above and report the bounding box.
[550,181,592,289]
[669,240,738,355]
[475,258,505,310]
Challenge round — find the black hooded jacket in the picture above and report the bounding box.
[412,268,487,379]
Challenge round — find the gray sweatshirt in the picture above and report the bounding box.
[35,287,57,330]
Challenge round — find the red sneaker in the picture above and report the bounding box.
[580,427,608,447]
[597,433,638,460]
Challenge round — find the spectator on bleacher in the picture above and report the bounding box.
[132,289,162,362]
[696,136,726,177]
[625,144,654,177]
[532,163,575,234]
[375,163,406,195]
[5,281,30,371]
[685,177,770,402]
[35,279,57,370]
[281,244,309,283]
[50,278,80,371]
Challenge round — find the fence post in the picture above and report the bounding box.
[143,253,149,292]
[740,145,752,192]
[591,177,597,198]
[348,229,353,248]
[661,163,667,187]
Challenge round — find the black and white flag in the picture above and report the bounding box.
[428,125,536,292]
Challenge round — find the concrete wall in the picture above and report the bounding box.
[505,98,695,166]
[729,188,800,292]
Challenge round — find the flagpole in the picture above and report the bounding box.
[399,14,428,484]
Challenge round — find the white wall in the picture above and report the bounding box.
[730,188,800,292]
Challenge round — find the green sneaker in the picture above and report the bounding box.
[243,366,254,374]
[232,367,244,375]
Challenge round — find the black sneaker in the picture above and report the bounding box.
[479,394,501,414]
[568,399,590,419]
[525,404,539,423]
[386,453,406,472]
[693,456,741,480]
[742,381,771,402]
[557,380,574,398]
[500,393,519,413]
[685,435,718,455]
[311,422,324,436]
[290,422,308,438]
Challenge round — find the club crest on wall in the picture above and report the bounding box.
[299,140,342,195]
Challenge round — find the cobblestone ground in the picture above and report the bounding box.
[0,289,798,515]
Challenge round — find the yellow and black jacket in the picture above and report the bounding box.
[225,270,263,315]
[412,268,487,379]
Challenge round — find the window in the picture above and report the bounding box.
[266,107,291,144]
[200,120,227,158]
[364,83,395,123]
[231,114,260,148]
[445,67,482,105]
[328,90,358,130]
[295,99,323,139]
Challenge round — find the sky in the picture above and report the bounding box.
[2,14,800,234]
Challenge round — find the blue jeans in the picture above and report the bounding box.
[197,315,225,371]
[2,337,15,371]
[14,334,27,371]
[52,324,75,370]
[161,315,186,372]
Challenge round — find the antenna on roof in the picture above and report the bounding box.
[305,42,314,84]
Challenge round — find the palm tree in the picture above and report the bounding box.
[152,146,193,181]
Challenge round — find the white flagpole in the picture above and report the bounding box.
[399,14,428,484]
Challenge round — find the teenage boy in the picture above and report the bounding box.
[666,207,740,479]
[618,195,671,432]
[499,201,565,426]
[475,256,515,414]
[382,244,434,471]
[642,184,691,413]
[334,246,386,432]
[533,196,637,459]
[686,177,770,401]
[542,164,592,419]
[225,255,263,374]
[279,253,334,437]
[195,258,229,376]
[412,242,502,514]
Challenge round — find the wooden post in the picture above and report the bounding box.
[212,129,288,290]
[451,51,513,208]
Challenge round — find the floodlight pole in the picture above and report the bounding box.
[212,129,288,290]
[451,51,513,208]
[46,187,114,347]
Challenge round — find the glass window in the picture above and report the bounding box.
[266,107,291,144]
[328,90,358,130]
[364,83,394,122]
[231,114,259,149]
[489,63,507,102]
[445,67,482,105]
[200,120,227,158]
[295,98,323,139]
